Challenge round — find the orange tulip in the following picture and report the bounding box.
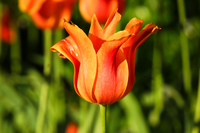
[51,11,160,105]
[79,0,125,24]
[18,0,77,29]
[0,8,16,44]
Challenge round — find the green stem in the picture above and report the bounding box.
[35,29,52,133]
[194,69,200,122]
[53,29,63,86]
[11,28,21,74]
[180,31,191,94]
[35,82,49,133]
[177,0,186,24]
[191,68,200,132]
[177,0,192,94]
[43,30,52,77]
[191,69,200,133]
[150,36,163,126]
[177,1,192,133]
[47,29,63,133]
[100,104,107,133]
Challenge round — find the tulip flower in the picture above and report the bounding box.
[18,0,77,29]
[79,0,125,24]
[0,8,16,44]
[51,11,160,105]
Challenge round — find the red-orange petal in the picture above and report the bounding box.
[63,21,97,103]
[50,36,80,61]
[89,10,121,40]
[118,18,143,95]
[50,36,81,97]
[88,10,121,52]
[111,49,129,103]
[89,14,103,38]
[125,18,143,34]
[103,10,121,39]
[88,15,105,52]
[122,23,161,97]
[94,31,132,104]
[134,23,161,49]
[121,17,143,58]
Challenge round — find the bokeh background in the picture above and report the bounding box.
[0,0,200,133]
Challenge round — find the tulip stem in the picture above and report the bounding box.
[177,1,192,133]
[11,28,21,74]
[43,29,52,77]
[194,69,200,122]
[177,0,192,95]
[100,104,107,133]
[35,29,52,133]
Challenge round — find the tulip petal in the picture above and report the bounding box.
[89,10,121,40]
[103,10,121,39]
[95,0,118,24]
[50,36,81,97]
[63,21,97,103]
[50,36,80,61]
[125,17,143,35]
[88,10,121,52]
[94,31,132,104]
[122,23,161,97]
[134,23,161,49]
[88,34,105,53]
[122,17,143,58]
[89,14,103,37]
[120,50,136,98]
[112,49,129,103]
[89,15,105,52]
[118,18,143,97]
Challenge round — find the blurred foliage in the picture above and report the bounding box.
[0,0,200,133]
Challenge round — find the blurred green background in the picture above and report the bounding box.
[0,0,200,133]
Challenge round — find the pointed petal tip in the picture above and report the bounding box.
[63,18,76,28]
[92,13,97,20]
[91,14,99,25]
[50,42,67,59]
[152,25,161,34]
[50,45,57,52]
[142,22,161,34]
